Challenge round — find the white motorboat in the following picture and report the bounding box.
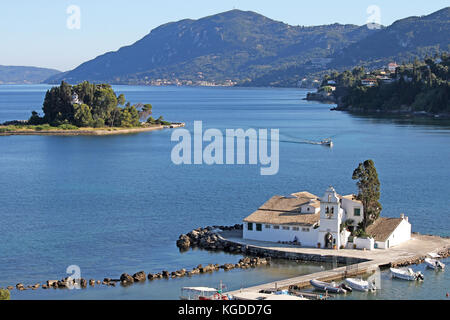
[345,278,376,292]
[390,268,424,281]
[232,292,308,300]
[180,286,229,300]
[320,138,333,147]
[425,258,445,270]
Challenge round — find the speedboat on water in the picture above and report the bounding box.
[425,258,445,270]
[320,138,333,147]
[345,278,376,292]
[310,279,347,294]
[390,268,424,281]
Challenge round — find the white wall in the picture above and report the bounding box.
[354,237,374,250]
[243,222,318,247]
[375,240,386,249]
[340,230,351,248]
[386,219,411,248]
[374,218,411,249]
[341,198,364,226]
[299,204,319,214]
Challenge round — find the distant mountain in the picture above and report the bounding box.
[0,65,61,84]
[46,7,450,87]
[46,10,376,85]
[331,7,450,68]
[244,7,450,87]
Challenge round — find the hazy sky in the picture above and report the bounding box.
[1,0,448,71]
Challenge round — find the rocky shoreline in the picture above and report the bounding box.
[304,92,337,104]
[176,224,244,253]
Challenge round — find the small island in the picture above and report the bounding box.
[0,81,184,136]
[306,53,450,118]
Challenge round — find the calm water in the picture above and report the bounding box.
[0,85,449,300]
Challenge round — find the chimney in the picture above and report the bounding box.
[400,213,404,219]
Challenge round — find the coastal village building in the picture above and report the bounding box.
[361,79,377,87]
[243,187,411,250]
[387,62,398,73]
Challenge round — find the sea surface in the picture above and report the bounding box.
[0,85,449,300]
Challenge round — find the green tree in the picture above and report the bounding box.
[138,103,153,121]
[73,104,94,127]
[28,111,44,125]
[117,94,126,106]
[352,160,382,230]
[42,81,74,125]
[92,85,118,125]
[119,105,140,127]
[0,289,10,300]
[92,118,105,128]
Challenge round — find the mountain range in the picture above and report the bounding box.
[39,7,450,87]
[0,65,60,84]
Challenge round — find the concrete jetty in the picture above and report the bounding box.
[221,230,450,296]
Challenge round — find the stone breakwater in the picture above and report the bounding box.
[176,224,244,253]
[177,225,364,264]
[1,225,275,294]
[389,246,450,268]
[1,256,270,293]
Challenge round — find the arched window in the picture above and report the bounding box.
[325,207,329,214]
[331,207,334,214]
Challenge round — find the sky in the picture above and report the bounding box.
[0,0,448,71]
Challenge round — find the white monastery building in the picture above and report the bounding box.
[243,186,411,250]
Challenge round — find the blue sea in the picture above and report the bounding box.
[0,85,449,300]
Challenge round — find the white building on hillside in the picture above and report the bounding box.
[243,186,411,250]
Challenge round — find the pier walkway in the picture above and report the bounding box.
[222,231,450,295]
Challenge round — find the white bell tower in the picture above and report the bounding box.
[318,186,342,249]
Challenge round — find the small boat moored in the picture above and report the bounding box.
[390,268,424,281]
[180,286,228,300]
[310,279,347,294]
[345,278,376,292]
[425,258,445,270]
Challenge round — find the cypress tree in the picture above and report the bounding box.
[352,160,382,230]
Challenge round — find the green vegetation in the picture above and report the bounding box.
[146,116,171,126]
[0,123,79,133]
[33,81,151,128]
[42,8,449,88]
[1,81,174,133]
[343,54,449,114]
[0,289,10,300]
[46,10,376,86]
[352,160,382,231]
[314,53,450,114]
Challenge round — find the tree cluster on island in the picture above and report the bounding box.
[26,81,171,129]
[312,53,449,115]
